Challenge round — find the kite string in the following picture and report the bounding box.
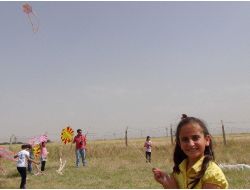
[24,5,39,33]
[27,13,39,33]
[31,12,40,32]
[128,141,154,169]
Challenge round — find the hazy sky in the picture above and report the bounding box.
[1,1,250,141]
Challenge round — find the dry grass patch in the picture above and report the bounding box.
[1,134,250,188]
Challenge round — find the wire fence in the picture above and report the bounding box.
[0,120,250,144]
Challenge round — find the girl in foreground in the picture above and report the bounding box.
[152,115,228,189]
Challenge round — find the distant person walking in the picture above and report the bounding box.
[73,129,87,167]
[144,136,152,163]
[14,144,39,189]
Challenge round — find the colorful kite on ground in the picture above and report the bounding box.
[0,146,16,162]
[22,2,39,33]
[57,126,74,175]
[61,126,74,144]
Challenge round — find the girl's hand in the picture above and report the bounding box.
[35,161,40,165]
[152,168,167,186]
[152,168,178,189]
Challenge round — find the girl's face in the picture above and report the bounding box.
[179,122,210,163]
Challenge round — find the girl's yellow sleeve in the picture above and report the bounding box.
[202,162,229,189]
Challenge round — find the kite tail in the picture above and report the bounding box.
[56,157,67,175]
[27,12,39,33]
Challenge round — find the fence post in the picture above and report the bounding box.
[165,127,168,137]
[221,120,227,145]
[9,134,15,145]
[170,124,174,145]
[125,126,128,147]
[9,135,12,145]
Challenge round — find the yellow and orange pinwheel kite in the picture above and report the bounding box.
[61,126,74,144]
[33,144,41,159]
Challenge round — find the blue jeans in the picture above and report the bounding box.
[27,160,32,173]
[75,149,86,167]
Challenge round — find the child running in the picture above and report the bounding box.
[152,114,228,189]
[14,144,39,189]
[144,136,152,163]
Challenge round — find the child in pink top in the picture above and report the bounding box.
[144,136,152,163]
[40,142,49,171]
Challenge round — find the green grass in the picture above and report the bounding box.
[1,134,250,188]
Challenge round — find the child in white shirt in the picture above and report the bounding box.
[14,144,39,189]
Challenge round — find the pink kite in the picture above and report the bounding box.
[22,2,39,33]
[28,134,48,146]
[0,146,16,162]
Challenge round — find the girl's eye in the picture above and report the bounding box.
[180,137,189,143]
[191,135,200,141]
[180,135,201,143]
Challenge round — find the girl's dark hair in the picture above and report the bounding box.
[21,144,31,149]
[173,114,214,189]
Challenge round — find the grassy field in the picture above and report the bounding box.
[1,134,250,188]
